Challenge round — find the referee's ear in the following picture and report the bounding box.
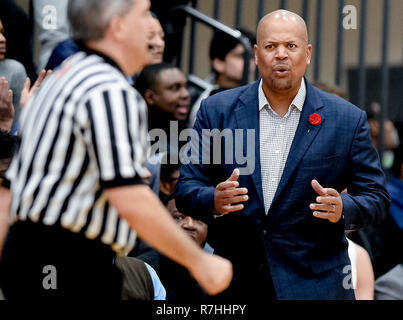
[106,15,125,42]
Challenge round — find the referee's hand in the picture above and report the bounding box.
[189,252,233,295]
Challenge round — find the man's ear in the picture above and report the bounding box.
[107,15,125,41]
[144,89,155,106]
[306,44,312,65]
[254,44,258,66]
[212,58,225,73]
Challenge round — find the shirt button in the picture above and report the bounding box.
[263,229,268,236]
[275,150,280,154]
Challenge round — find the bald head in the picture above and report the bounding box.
[253,9,312,99]
[257,10,309,45]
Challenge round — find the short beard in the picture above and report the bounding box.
[270,77,293,91]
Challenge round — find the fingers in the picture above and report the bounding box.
[227,168,240,182]
[23,77,31,92]
[310,203,336,212]
[31,69,48,92]
[312,211,334,220]
[311,179,327,196]
[310,182,343,223]
[216,180,239,191]
[221,203,245,214]
[214,169,248,215]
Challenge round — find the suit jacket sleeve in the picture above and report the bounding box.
[341,110,390,230]
[175,99,216,224]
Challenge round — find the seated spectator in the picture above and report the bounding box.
[207,28,256,89]
[0,19,27,132]
[189,28,255,126]
[157,197,212,301]
[148,12,165,65]
[367,101,399,170]
[0,0,37,82]
[0,70,50,180]
[373,143,403,276]
[135,62,190,139]
[131,152,180,268]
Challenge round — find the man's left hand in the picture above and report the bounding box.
[310,179,343,223]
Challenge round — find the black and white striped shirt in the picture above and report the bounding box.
[4,49,149,255]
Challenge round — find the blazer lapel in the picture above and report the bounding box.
[234,81,265,210]
[270,80,325,210]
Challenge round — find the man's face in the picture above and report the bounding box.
[215,44,255,87]
[119,0,152,74]
[149,68,190,121]
[147,17,165,64]
[254,15,312,94]
[0,21,6,61]
[168,199,208,246]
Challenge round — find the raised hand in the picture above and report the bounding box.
[0,77,14,131]
[214,168,249,215]
[310,179,343,223]
[20,69,52,110]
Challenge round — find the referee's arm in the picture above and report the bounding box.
[107,185,232,296]
[83,86,233,296]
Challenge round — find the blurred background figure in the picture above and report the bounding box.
[0,19,27,132]
[148,12,165,65]
[188,27,255,126]
[0,0,36,82]
[367,101,400,171]
[157,197,212,301]
[32,0,70,71]
[207,28,256,90]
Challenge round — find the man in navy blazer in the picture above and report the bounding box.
[175,10,390,300]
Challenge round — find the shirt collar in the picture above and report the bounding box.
[76,40,125,76]
[258,78,306,113]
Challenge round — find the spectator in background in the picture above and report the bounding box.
[158,198,212,301]
[136,62,190,138]
[0,19,28,133]
[372,142,403,277]
[148,12,165,65]
[367,101,400,171]
[207,28,256,90]
[0,78,17,179]
[149,0,191,63]
[130,152,181,270]
[188,28,255,126]
[0,0,37,82]
[32,0,70,71]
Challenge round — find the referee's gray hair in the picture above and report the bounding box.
[68,0,135,41]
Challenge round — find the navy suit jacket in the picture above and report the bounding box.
[175,79,390,299]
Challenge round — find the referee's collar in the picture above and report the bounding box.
[76,40,125,75]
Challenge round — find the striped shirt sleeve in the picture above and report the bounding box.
[83,84,146,189]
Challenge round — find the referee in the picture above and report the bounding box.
[0,0,232,299]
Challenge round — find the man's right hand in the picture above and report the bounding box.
[189,252,233,295]
[214,168,249,215]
